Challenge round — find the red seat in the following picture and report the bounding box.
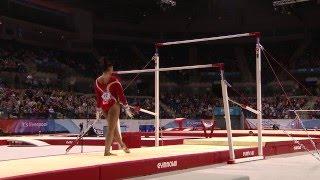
[175,118,185,130]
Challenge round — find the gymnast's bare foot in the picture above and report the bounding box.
[104,152,117,156]
[120,143,130,153]
[122,146,130,153]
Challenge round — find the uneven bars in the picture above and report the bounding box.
[156,32,260,46]
[129,105,156,116]
[139,108,156,116]
[229,98,260,115]
[116,63,223,75]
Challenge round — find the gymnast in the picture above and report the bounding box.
[95,57,133,156]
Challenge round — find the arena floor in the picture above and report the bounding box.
[0,144,247,179]
[0,145,105,161]
[1,135,320,179]
[137,152,320,180]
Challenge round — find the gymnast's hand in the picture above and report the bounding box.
[96,108,102,119]
[124,105,133,118]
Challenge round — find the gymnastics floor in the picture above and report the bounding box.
[1,135,320,179]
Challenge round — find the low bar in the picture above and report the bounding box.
[229,98,260,115]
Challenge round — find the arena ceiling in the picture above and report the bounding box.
[2,0,320,39]
[38,0,320,34]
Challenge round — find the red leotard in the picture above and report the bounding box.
[94,76,128,112]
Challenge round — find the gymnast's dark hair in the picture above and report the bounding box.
[99,57,113,73]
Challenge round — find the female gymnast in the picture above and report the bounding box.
[95,58,133,156]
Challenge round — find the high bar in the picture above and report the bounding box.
[156,32,260,46]
[116,63,223,75]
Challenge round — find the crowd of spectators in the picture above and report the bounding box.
[314,98,320,111]
[0,86,96,119]
[310,98,320,119]
[160,92,215,119]
[0,83,312,120]
[0,40,319,120]
[0,45,28,73]
[261,96,307,119]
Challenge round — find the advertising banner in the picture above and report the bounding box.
[214,107,241,116]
